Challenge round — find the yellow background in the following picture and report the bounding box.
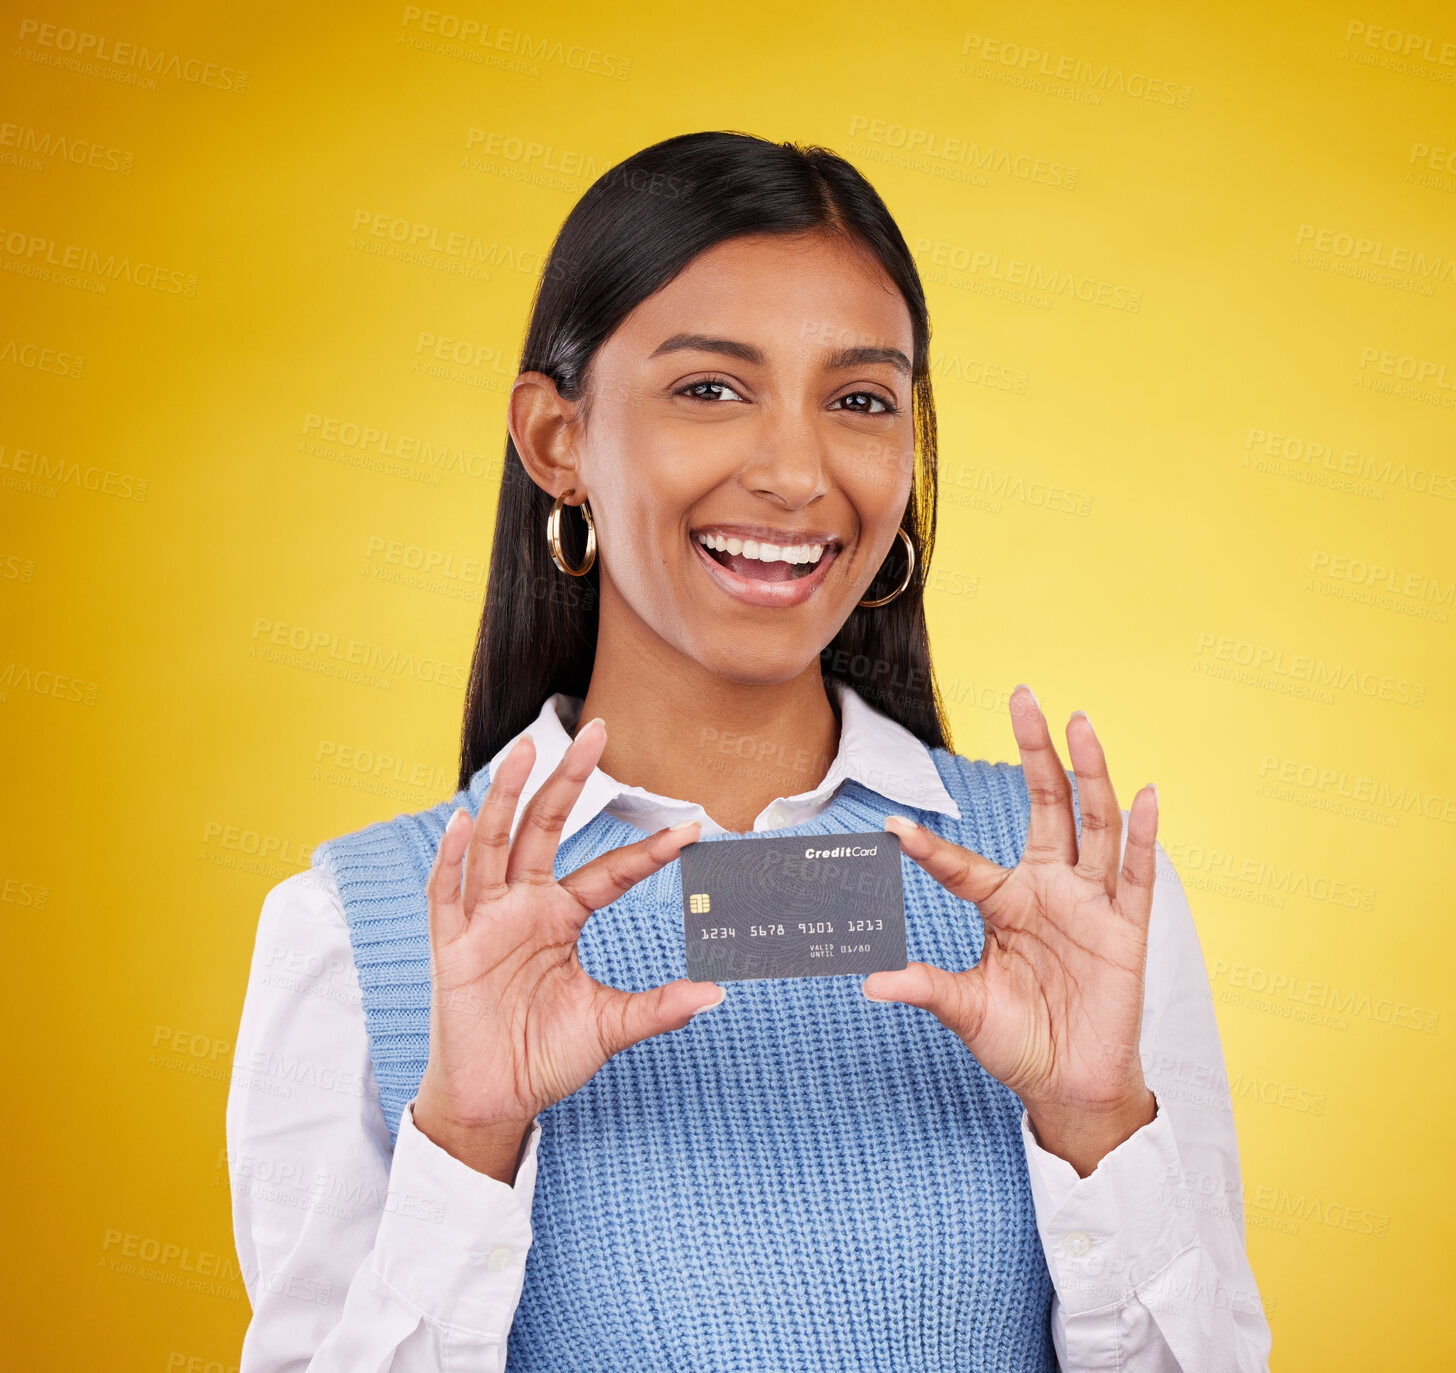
[4,1,1452,1366]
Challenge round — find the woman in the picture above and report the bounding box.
[228,131,1272,1370]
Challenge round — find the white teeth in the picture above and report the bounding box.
[695,532,830,566]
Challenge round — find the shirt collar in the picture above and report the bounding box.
[486,679,961,845]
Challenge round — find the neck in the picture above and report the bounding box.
[576,619,841,836]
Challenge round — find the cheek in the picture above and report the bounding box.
[593,472,699,597]
[837,442,915,520]
[593,429,738,563]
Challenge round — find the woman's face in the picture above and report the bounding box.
[562,229,917,685]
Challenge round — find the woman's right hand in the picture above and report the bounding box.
[411,716,724,1179]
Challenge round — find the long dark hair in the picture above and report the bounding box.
[458,130,950,788]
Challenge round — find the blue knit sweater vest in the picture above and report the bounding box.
[312,749,1058,1370]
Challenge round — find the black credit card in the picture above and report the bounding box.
[679,830,907,982]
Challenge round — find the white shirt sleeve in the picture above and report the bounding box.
[1018,837,1274,1372]
[227,867,544,1372]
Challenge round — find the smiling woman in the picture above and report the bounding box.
[227,131,1272,1372]
[504,226,921,658]
[463,146,946,824]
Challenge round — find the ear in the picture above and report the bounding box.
[509,370,584,500]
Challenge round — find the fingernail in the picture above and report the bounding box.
[575,716,606,745]
[669,819,701,834]
[1015,683,1039,708]
[1149,783,1159,805]
[690,986,727,1017]
[447,806,469,833]
[863,982,892,1003]
[1070,709,1094,732]
[884,814,917,833]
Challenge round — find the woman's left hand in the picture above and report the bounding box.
[863,684,1159,1177]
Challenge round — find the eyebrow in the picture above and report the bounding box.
[648,332,912,377]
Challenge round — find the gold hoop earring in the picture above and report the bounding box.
[857,527,915,608]
[547,488,597,576]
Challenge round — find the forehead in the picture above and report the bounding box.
[610,231,914,360]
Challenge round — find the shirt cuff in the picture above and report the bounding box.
[1020,1092,1200,1319]
[370,1098,543,1338]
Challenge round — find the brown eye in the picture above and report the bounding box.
[677,377,745,403]
[835,390,899,416]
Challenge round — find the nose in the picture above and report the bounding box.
[737,405,831,509]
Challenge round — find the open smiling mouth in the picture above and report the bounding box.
[689,527,844,608]
[694,531,836,580]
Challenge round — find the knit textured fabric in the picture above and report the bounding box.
[312,749,1059,1370]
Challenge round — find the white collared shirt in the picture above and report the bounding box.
[227,680,1272,1371]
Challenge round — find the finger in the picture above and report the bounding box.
[426,806,473,946]
[1115,785,1160,931]
[504,716,607,886]
[595,977,729,1060]
[885,815,1009,907]
[862,960,989,1045]
[557,820,703,925]
[1066,711,1122,895]
[1010,684,1077,863]
[462,733,535,915]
